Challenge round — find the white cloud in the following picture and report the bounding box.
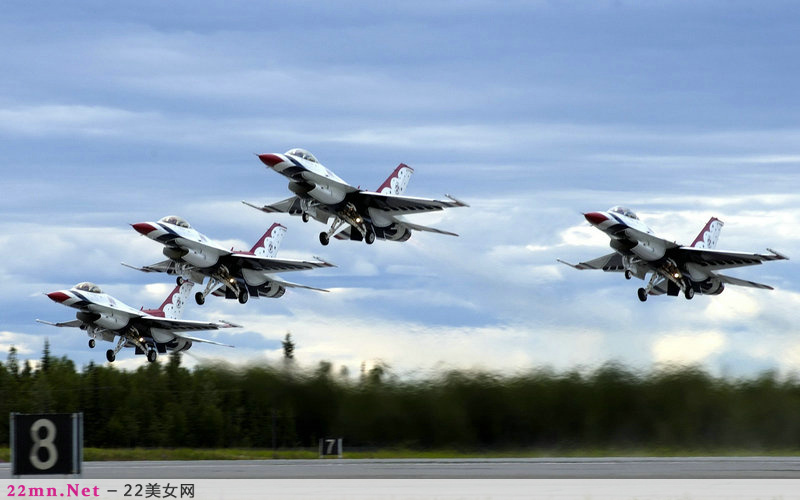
[652,330,727,366]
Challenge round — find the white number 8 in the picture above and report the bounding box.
[29,419,58,470]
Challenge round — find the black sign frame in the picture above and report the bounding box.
[11,413,83,476]
[318,437,343,458]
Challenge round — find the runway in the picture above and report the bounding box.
[4,457,800,479]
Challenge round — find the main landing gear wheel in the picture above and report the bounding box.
[365,230,375,245]
[319,232,330,246]
[106,350,115,362]
[624,270,632,280]
[88,339,96,349]
[637,288,648,302]
[302,212,310,223]
[146,349,158,363]
[195,292,205,305]
[685,287,695,300]
[237,288,249,304]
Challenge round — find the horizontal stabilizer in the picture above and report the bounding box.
[174,332,235,348]
[557,253,625,272]
[36,318,82,328]
[121,260,173,273]
[400,220,459,237]
[242,197,302,215]
[268,277,329,293]
[716,273,774,290]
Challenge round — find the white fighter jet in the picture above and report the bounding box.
[38,280,236,363]
[558,206,788,302]
[243,148,468,245]
[126,218,333,305]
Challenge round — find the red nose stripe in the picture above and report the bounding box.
[47,291,70,303]
[584,212,608,225]
[131,222,156,235]
[258,154,284,167]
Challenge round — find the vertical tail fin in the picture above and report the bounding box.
[691,217,724,249]
[377,163,414,195]
[250,222,286,257]
[156,279,194,319]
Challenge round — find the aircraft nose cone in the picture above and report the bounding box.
[584,212,609,225]
[47,291,70,303]
[131,222,156,236]
[258,154,284,168]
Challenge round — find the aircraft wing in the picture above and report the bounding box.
[358,192,468,216]
[715,273,775,290]
[138,316,239,336]
[226,254,335,273]
[242,197,304,215]
[36,319,83,328]
[557,253,626,272]
[674,247,788,271]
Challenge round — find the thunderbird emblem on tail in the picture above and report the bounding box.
[559,206,788,302]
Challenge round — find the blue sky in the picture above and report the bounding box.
[2,1,799,377]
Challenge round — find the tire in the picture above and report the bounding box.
[302,213,310,223]
[624,270,632,280]
[637,288,648,302]
[146,349,157,363]
[238,289,249,304]
[365,231,375,245]
[685,287,695,300]
[319,232,330,246]
[195,292,205,305]
[176,276,183,286]
[106,350,115,362]
[88,339,96,349]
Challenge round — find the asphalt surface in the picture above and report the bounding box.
[4,457,800,479]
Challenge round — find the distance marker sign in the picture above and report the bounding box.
[11,413,83,475]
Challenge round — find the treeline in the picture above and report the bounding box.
[2,344,800,450]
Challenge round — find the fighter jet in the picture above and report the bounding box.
[126,218,333,305]
[558,206,788,302]
[243,148,468,245]
[38,280,236,363]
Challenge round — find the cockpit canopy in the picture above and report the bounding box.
[75,282,102,294]
[285,148,319,163]
[609,206,639,220]
[159,215,191,229]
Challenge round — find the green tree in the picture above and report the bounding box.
[282,332,295,360]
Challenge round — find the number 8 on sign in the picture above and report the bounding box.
[29,418,58,470]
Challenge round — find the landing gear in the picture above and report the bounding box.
[302,212,310,223]
[319,232,330,246]
[106,350,115,362]
[146,349,158,363]
[365,230,375,245]
[88,339,96,349]
[637,288,648,302]
[176,276,184,286]
[624,269,632,280]
[195,266,239,305]
[684,286,695,300]
[237,288,249,304]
